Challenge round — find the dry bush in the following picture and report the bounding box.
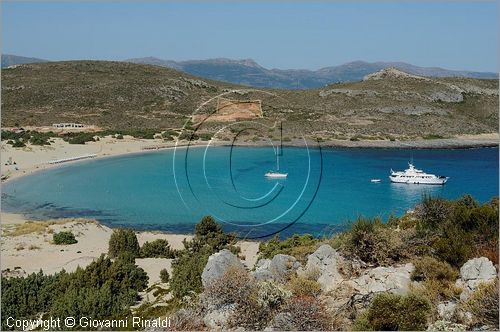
[332,217,405,266]
[173,307,205,331]
[256,280,291,310]
[288,275,322,298]
[411,279,461,307]
[411,257,461,307]
[279,295,331,331]
[463,279,499,329]
[202,266,255,309]
[477,240,499,266]
[229,297,273,331]
[411,256,458,282]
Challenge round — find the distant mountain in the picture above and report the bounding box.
[1,54,48,68]
[125,57,498,89]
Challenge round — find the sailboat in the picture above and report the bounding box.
[265,122,288,179]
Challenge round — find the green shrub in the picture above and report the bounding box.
[1,255,148,330]
[415,195,452,230]
[358,292,431,331]
[11,139,26,147]
[159,268,170,283]
[333,217,404,266]
[115,134,124,139]
[258,234,319,262]
[108,229,140,258]
[170,248,211,298]
[432,224,473,267]
[170,216,238,298]
[140,239,175,258]
[411,256,458,282]
[410,257,460,304]
[63,132,96,144]
[53,231,77,245]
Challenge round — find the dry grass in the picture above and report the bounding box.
[3,219,94,237]
[462,279,499,329]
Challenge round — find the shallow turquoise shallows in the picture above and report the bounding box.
[2,147,498,238]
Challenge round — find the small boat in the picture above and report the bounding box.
[265,171,288,179]
[390,162,448,185]
[265,122,288,179]
[370,179,381,183]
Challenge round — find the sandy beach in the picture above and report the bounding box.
[0,212,259,286]
[0,135,177,182]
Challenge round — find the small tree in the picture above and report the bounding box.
[140,239,174,258]
[53,231,78,245]
[195,216,223,237]
[160,268,170,283]
[108,229,140,258]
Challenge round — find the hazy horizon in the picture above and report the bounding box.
[2,2,499,72]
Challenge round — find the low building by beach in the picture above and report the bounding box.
[52,123,86,128]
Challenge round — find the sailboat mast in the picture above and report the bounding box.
[280,122,283,156]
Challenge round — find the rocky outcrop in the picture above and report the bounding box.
[299,244,344,292]
[253,254,301,282]
[348,263,414,308]
[429,91,463,103]
[456,257,497,300]
[363,68,429,81]
[426,320,467,331]
[201,249,245,288]
[203,304,236,331]
[319,89,379,98]
[437,301,457,321]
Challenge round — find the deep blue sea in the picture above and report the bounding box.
[2,146,498,238]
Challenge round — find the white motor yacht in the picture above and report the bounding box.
[390,162,448,185]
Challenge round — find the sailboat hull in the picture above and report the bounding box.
[265,172,288,179]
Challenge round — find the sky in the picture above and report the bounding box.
[2,1,498,72]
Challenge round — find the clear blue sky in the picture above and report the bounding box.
[2,1,498,72]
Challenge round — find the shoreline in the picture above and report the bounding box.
[0,212,259,280]
[1,133,498,184]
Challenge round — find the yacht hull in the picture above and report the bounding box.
[265,172,288,179]
[389,177,448,185]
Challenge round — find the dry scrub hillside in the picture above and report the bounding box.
[2,61,498,140]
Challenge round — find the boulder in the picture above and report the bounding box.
[300,244,344,292]
[203,304,236,331]
[253,259,273,281]
[253,254,301,282]
[201,249,245,288]
[456,257,497,301]
[426,320,467,331]
[349,263,414,308]
[437,301,457,321]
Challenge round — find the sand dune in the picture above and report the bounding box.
[0,213,259,283]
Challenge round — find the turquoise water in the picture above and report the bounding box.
[2,147,498,238]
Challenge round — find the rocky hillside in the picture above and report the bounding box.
[1,61,498,140]
[168,195,499,331]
